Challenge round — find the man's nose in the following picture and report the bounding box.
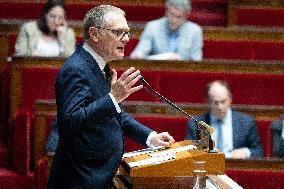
[121,34,130,42]
[216,103,223,109]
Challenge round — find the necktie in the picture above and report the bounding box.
[216,119,223,151]
[103,63,111,86]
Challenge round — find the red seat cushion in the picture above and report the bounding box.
[226,169,284,189]
[0,168,34,189]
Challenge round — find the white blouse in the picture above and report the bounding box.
[33,36,62,57]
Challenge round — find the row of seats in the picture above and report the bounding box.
[0,1,283,188]
[124,37,284,60]
[2,33,284,62]
[1,1,284,27]
[2,57,282,145]
[0,58,280,173]
[32,110,279,189]
[5,58,283,122]
[0,0,228,26]
[0,110,34,189]
[33,112,272,162]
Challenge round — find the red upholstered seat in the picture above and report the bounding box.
[256,120,272,157]
[35,158,48,189]
[0,110,34,189]
[253,41,284,61]
[237,6,284,27]
[0,168,32,189]
[189,10,227,26]
[8,35,284,61]
[226,169,284,189]
[203,40,254,60]
[0,2,228,26]
[125,39,284,61]
[158,71,284,105]
[20,68,58,113]
[0,143,8,168]
[0,3,43,19]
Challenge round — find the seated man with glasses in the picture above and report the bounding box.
[15,0,76,57]
[47,5,175,189]
[130,0,203,61]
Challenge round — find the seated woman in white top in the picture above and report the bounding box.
[15,0,76,57]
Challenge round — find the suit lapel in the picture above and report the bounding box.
[77,46,123,127]
[78,46,110,92]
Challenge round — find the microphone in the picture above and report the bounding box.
[139,76,215,152]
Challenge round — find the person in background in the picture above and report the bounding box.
[270,115,284,158]
[46,119,58,156]
[15,0,76,57]
[47,5,175,189]
[186,80,263,159]
[130,0,203,61]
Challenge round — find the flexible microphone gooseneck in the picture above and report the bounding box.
[139,76,215,152]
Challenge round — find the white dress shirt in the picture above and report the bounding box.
[210,109,250,158]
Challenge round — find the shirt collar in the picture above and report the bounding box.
[82,42,106,71]
[165,18,181,37]
[210,108,232,124]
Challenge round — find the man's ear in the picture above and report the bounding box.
[89,27,99,42]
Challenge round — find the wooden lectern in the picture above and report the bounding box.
[115,140,225,189]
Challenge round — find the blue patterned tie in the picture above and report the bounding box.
[217,119,223,151]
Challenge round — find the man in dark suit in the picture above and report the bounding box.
[47,5,175,189]
[186,80,263,159]
[270,115,284,158]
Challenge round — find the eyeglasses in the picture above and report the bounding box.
[47,13,65,21]
[96,26,133,39]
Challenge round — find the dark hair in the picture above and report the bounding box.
[37,0,67,36]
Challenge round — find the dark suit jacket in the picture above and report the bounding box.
[185,110,263,158]
[47,46,152,189]
[270,118,284,158]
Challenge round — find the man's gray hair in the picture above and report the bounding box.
[83,5,125,40]
[166,0,191,13]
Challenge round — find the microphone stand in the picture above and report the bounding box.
[139,77,216,152]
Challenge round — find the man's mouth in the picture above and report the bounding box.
[117,46,124,52]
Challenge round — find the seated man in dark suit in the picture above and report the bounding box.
[47,5,175,189]
[186,80,263,159]
[270,115,284,158]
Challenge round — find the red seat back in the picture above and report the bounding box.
[11,110,32,176]
[256,120,272,157]
[226,169,284,189]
